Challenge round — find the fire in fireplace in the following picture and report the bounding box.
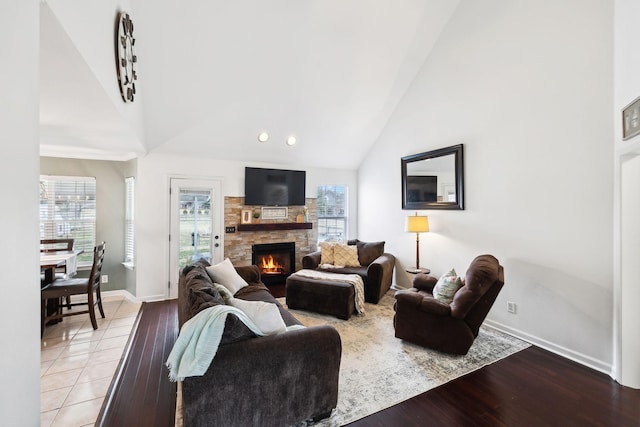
[252,242,295,286]
[259,255,286,274]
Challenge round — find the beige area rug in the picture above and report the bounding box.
[282,291,530,426]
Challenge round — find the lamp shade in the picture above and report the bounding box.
[405,215,429,233]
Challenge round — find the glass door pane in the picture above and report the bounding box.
[178,189,212,268]
[169,178,222,299]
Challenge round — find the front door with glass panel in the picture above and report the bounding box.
[169,178,223,298]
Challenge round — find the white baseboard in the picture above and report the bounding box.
[101,289,170,303]
[101,289,138,302]
[483,319,613,378]
[141,294,172,302]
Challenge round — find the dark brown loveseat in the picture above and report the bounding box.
[177,260,342,426]
[302,239,395,303]
[393,254,504,355]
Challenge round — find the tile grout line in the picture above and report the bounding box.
[41,296,141,427]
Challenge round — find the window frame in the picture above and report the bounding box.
[316,185,348,243]
[39,175,97,267]
[124,176,135,268]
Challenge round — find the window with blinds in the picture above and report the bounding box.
[124,177,135,266]
[317,185,348,242]
[39,175,96,266]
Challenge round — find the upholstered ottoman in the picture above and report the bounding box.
[286,271,356,320]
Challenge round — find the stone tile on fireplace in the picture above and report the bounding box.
[224,197,317,273]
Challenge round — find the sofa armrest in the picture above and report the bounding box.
[395,290,451,316]
[367,254,395,280]
[182,325,341,426]
[413,273,438,293]
[302,251,322,269]
[394,289,423,309]
[394,290,473,355]
[369,252,396,270]
[365,253,395,302]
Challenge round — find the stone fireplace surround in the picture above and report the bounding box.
[224,197,317,272]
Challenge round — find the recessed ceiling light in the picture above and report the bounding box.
[286,136,297,146]
[257,132,269,143]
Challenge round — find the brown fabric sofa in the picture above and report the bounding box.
[302,239,395,303]
[393,254,504,355]
[177,259,341,427]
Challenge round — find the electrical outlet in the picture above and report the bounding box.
[507,301,517,314]
[101,275,109,284]
[225,226,236,233]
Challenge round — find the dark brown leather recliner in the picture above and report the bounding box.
[393,254,504,355]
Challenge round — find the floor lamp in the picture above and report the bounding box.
[405,213,429,274]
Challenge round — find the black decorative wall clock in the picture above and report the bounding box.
[116,11,137,103]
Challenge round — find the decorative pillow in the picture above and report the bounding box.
[183,272,212,291]
[205,258,249,295]
[333,244,361,267]
[182,264,212,288]
[228,298,287,335]
[352,240,385,266]
[181,258,211,275]
[432,269,463,304]
[188,286,225,317]
[319,241,337,265]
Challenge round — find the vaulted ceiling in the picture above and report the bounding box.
[40,1,459,169]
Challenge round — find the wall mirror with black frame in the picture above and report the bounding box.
[401,144,464,210]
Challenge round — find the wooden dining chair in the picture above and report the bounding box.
[40,238,76,308]
[41,242,106,338]
[40,238,74,253]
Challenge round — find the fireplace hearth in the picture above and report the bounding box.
[252,242,295,286]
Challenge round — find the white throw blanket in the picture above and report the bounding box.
[289,269,366,315]
[40,252,78,278]
[64,254,77,277]
[166,305,303,381]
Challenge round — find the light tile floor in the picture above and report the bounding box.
[40,294,141,427]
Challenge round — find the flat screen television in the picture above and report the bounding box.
[406,175,437,203]
[244,167,306,206]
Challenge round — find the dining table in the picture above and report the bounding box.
[40,250,83,325]
[40,250,82,287]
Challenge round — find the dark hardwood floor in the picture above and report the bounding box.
[348,345,640,426]
[97,294,640,427]
[96,300,178,427]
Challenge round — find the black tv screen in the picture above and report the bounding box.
[406,175,437,202]
[244,167,306,206]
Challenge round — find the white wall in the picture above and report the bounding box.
[135,152,357,299]
[0,2,40,425]
[359,0,614,373]
[46,0,145,141]
[619,156,640,388]
[614,0,640,388]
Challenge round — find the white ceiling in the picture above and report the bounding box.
[40,0,459,169]
[40,4,146,161]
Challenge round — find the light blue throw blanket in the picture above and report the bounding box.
[166,305,304,381]
[166,305,265,381]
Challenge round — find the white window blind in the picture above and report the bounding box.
[39,175,96,267]
[124,177,135,266]
[317,185,348,242]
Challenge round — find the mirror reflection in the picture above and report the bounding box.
[401,144,464,210]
